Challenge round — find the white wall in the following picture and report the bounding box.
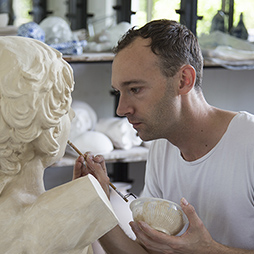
[47,0,68,21]
[47,0,117,34]
[70,63,115,119]
[87,0,116,35]
[202,68,254,114]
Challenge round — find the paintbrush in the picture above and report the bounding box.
[67,140,137,202]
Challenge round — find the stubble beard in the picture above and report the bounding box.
[139,90,177,141]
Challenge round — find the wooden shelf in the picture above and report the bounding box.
[52,146,149,168]
[63,52,114,63]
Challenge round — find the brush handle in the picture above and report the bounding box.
[67,140,129,202]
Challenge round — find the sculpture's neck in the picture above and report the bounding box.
[1,158,46,207]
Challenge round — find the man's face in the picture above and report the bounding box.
[112,37,181,141]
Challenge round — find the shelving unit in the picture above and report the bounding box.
[63,52,114,63]
[53,146,149,167]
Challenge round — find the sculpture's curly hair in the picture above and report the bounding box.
[0,37,74,176]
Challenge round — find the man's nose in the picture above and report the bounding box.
[116,95,132,117]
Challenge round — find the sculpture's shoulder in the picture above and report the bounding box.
[0,207,26,253]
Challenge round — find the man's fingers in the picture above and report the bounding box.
[180,197,204,232]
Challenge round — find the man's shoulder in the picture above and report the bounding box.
[228,111,254,148]
[232,111,254,131]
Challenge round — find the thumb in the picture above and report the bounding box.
[180,198,213,242]
[180,197,201,228]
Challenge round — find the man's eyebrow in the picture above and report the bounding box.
[112,79,146,90]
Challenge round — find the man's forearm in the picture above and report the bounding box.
[209,240,254,254]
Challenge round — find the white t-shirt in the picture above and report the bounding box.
[142,111,254,249]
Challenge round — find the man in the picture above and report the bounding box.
[77,19,254,253]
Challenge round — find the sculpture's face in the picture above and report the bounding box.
[56,108,75,161]
[43,108,75,168]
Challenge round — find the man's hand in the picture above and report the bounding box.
[73,155,88,180]
[73,153,110,199]
[130,198,215,254]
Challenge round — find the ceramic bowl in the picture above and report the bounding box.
[130,197,189,236]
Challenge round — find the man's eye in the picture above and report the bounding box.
[130,87,140,94]
[112,89,120,95]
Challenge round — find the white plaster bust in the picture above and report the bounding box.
[0,36,117,254]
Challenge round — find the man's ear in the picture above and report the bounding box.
[178,65,196,95]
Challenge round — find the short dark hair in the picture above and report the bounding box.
[113,19,203,91]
